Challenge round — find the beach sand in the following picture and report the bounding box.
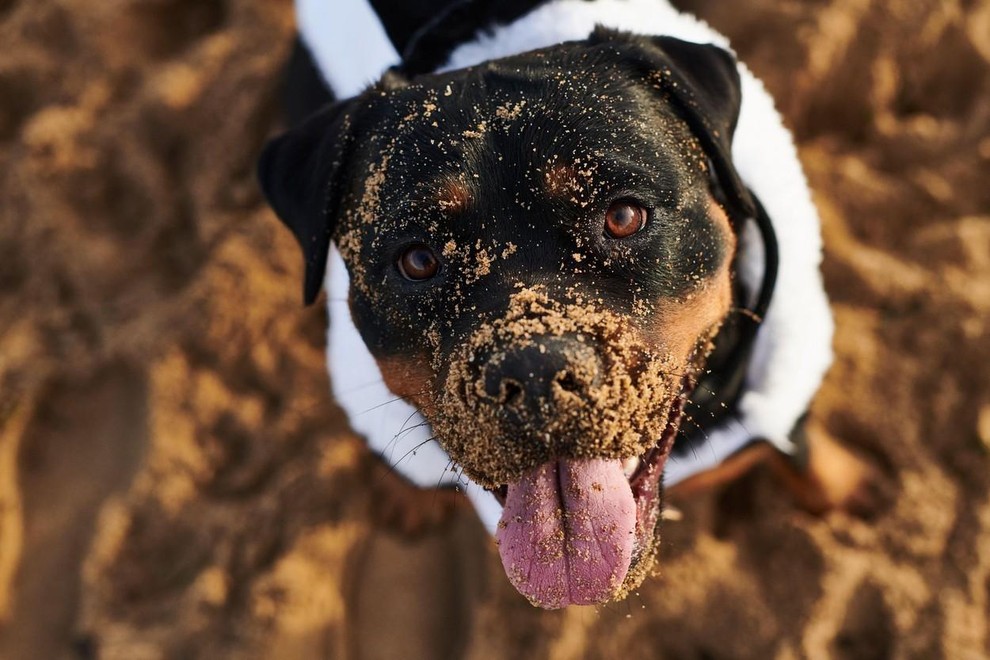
[0,0,988,657]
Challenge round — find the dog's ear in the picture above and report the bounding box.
[258,100,359,305]
[590,28,754,218]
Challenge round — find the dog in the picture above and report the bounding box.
[259,0,867,609]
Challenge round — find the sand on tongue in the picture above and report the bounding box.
[495,457,637,608]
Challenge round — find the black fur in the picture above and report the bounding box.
[259,30,747,315]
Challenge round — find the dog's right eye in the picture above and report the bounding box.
[604,201,648,239]
[397,244,440,281]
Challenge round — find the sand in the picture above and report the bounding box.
[434,285,690,487]
[0,0,988,658]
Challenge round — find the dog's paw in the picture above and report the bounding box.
[370,471,465,537]
[665,429,889,520]
[782,423,889,519]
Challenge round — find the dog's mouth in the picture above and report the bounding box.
[487,376,689,609]
[426,287,714,608]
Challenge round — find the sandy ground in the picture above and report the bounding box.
[0,0,988,658]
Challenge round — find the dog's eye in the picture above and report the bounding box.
[397,244,440,281]
[604,201,647,238]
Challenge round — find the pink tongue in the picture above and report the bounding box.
[496,458,636,608]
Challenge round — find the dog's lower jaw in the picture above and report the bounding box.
[618,386,687,599]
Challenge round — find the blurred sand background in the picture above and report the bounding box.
[0,0,989,658]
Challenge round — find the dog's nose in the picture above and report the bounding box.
[481,336,602,419]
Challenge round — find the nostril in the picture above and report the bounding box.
[500,379,524,406]
[477,337,602,416]
[555,370,580,392]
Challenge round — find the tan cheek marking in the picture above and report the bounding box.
[644,276,733,360]
[375,355,437,416]
[708,197,735,237]
[640,197,737,359]
[346,293,437,414]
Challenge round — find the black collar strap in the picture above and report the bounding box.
[677,190,779,447]
[748,193,780,325]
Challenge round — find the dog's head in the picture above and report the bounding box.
[260,29,751,608]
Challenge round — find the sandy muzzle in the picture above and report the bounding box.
[430,286,691,487]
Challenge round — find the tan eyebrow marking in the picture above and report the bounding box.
[436,177,471,214]
[544,163,579,198]
[543,162,596,207]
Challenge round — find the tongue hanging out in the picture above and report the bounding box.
[496,457,637,608]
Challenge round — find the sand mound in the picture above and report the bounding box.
[0,0,987,657]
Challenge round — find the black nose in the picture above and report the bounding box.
[481,336,602,420]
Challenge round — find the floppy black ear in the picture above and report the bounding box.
[258,101,358,305]
[590,28,754,219]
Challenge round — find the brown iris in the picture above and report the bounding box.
[604,201,647,238]
[398,244,439,281]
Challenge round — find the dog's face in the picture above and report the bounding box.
[260,29,751,608]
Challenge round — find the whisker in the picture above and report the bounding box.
[724,414,755,443]
[384,421,432,456]
[434,459,456,490]
[374,436,440,484]
[333,377,388,396]
[348,382,430,418]
[355,394,410,416]
[673,412,712,463]
[430,459,459,512]
[382,409,427,459]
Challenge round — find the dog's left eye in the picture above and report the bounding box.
[397,244,440,281]
[604,201,647,238]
